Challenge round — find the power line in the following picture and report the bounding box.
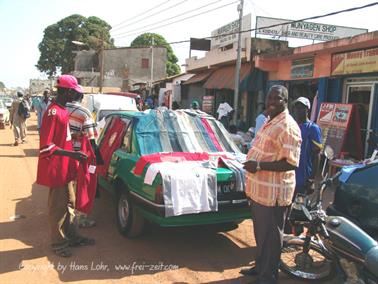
[112,0,224,38]
[113,0,238,40]
[111,0,188,33]
[111,0,172,30]
[166,1,378,45]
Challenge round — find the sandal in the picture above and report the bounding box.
[53,246,72,257]
[69,236,95,247]
[78,218,96,228]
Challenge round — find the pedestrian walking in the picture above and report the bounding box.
[241,85,302,284]
[217,98,233,130]
[9,91,29,146]
[35,89,51,131]
[36,74,94,258]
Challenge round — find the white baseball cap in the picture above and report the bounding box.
[293,97,311,109]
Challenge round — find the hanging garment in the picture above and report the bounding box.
[76,136,97,214]
[133,152,210,176]
[145,161,217,217]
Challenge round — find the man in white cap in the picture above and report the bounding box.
[292,97,322,198]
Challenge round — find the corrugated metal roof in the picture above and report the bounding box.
[203,64,251,90]
[182,70,213,85]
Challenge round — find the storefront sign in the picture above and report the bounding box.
[256,16,367,41]
[202,96,214,114]
[317,103,363,159]
[291,58,314,79]
[211,14,251,49]
[331,47,378,75]
[318,103,352,129]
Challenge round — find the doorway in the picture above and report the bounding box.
[346,84,374,157]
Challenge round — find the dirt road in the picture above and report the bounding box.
[0,113,340,284]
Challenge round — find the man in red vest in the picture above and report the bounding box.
[36,75,95,257]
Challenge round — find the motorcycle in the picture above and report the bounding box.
[280,146,378,283]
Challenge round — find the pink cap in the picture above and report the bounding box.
[56,75,83,93]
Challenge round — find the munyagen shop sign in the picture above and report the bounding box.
[331,47,378,75]
[317,103,363,160]
[256,16,367,41]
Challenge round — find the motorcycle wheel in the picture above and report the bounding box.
[280,237,335,281]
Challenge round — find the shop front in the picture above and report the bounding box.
[255,32,378,157]
[203,63,252,130]
[330,46,378,156]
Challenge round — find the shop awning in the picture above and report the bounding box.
[203,64,251,90]
[182,70,213,85]
[239,68,267,92]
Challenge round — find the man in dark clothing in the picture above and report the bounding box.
[292,97,322,195]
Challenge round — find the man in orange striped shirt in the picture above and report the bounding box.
[241,85,302,284]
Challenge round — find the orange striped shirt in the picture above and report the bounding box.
[246,109,302,206]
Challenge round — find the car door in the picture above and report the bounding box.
[98,115,130,178]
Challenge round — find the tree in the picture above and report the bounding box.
[36,14,114,76]
[0,81,5,91]
[130,33,180,77]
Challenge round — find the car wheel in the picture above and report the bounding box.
[116,189,145,238]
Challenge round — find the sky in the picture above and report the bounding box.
[0,0,377,88]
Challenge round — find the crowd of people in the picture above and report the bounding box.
[8,74,322,283]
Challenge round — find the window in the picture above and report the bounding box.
[141,58,149,69]
[122,122,133,153]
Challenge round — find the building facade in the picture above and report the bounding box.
[73,47,167,92]
[255,31,378,157]
[29,79,55,95]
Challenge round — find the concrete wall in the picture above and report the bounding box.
[74,50,97,72]
[74,47,167,90]
[183,84,206,109]
[29,79,55,94]
[103,47,167,89]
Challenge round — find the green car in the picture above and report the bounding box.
[97,109,250,237]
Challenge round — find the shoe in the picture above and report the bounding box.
[13,141,19,146]
[22,140,27,143]
[240,266,258,276]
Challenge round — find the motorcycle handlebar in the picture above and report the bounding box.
[316,171,342,206]
[320,171,342,187]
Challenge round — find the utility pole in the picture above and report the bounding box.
[99,38,104,93]
[232,0,244,124]
[150,36,154,84]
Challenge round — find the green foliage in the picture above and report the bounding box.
[36,14,114,76]
[130,33,180,77]
[0,81,5,90]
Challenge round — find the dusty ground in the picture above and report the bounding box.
[0,113,341,284]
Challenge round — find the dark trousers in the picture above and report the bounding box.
[251,201,288,284]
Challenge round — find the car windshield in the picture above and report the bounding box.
[135,109,240,155]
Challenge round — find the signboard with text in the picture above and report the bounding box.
[211,14,251,49]
[256,16,367,41]
[331,47,378,75]
[317,103,362,159]
[291,58,314,79]
[202,96,214,114]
